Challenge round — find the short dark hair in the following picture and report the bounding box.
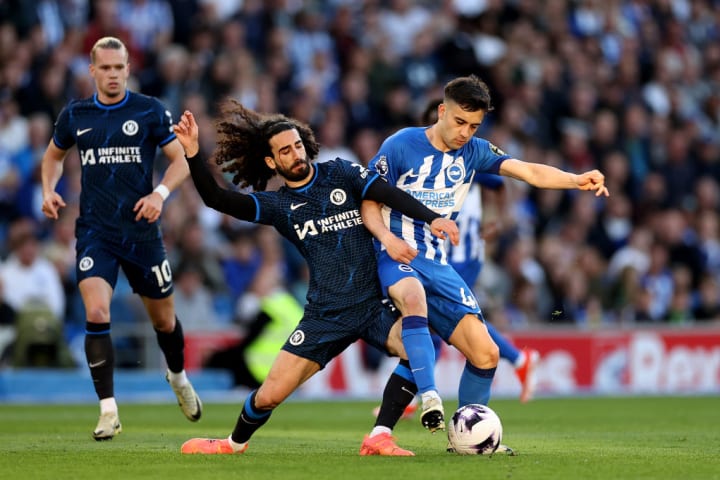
[444,75,494,113]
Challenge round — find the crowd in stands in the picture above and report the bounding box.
[1,0,720,366]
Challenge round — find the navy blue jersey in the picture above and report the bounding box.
[251,159,382,312]
[53,91,176,243]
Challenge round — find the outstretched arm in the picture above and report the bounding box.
[173,110,257,221]
[499,158,610,197]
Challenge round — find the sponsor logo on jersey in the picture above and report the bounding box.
[79,256,94,271]
[330,189,347,205]
[398,264,414,273]
[290,202,307,211]
[289,329,305,346]
[77,128,93,136]
[293,209,363,240]
[122,120,139,136]
[80,146,142,165]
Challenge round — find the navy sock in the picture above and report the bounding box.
[375,365,418,430]
[156,317,185,373]
[231,390,273,443]
[85,322,114,399]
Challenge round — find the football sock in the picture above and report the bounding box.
[167,369,189,386]
[227,435,248,452]
[231,390,272,444]
[375,367,418,430]
[486,322,520,364]
[156,317,185,373]
[99,397,117,415]
[401,315,436,394]
[458,361,496,406]
[85,322,115,400]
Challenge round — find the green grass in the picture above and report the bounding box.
[1,396,718,480]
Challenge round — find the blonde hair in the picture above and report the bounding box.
[90,36,128,64]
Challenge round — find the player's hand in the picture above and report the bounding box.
[173,110,200,157]
[430,217,459,246]
[577,170,610,197]
[383,234,418,264]
[41,191,66,220]
[133,193,163,223]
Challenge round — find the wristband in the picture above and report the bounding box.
[153,184,170,201]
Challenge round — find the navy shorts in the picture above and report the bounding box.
[281,300,397,368]
[75,235,173,299]
[377,251,485,342]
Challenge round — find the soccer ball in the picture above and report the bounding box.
[447,404,503,455]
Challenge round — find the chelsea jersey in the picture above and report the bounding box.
[53,91,176,243]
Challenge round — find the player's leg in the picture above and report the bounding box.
[143,295,202,421]
[76,239,123,440]
[181,350,321,454]
[448,314,499,406]
[126,241,201,421]
[79,276,120,440]
[360,310,415,456]
[377,253,443,432]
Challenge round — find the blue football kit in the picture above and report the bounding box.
[369,126,512,406]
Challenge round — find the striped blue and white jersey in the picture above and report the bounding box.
[369,127,510,263]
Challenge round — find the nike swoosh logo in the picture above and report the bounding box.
[89,360,106,368]
[77,128,93,136]
[411,367,425,373]
[290,202,307,211]
[400,386,416,397]
[161,284,172,293]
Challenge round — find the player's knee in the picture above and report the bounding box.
[397,290,425,315]
[85,305,110,324]
[254,385,283,410]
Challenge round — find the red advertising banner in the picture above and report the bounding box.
[295,327,720,398]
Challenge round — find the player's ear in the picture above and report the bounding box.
[264,155,276,170]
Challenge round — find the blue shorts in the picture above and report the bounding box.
[377,251,485,342]
[282,299,397,368]
[75,235,173,299]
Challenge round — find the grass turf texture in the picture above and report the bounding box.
[1,396,717,480]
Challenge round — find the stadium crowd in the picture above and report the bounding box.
[1,0,720,366]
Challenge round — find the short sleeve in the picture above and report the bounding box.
[52,105,74,150]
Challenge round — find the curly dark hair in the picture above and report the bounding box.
[213,99,320,191]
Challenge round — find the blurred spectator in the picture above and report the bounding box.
[0,218,65,320]
[172,259,223,331]
[171,216,227,292]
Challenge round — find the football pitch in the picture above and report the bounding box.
[1,396,717,480]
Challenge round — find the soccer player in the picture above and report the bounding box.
[363,75,608,452]
[40,37,202,440]
[173,104,459,455]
